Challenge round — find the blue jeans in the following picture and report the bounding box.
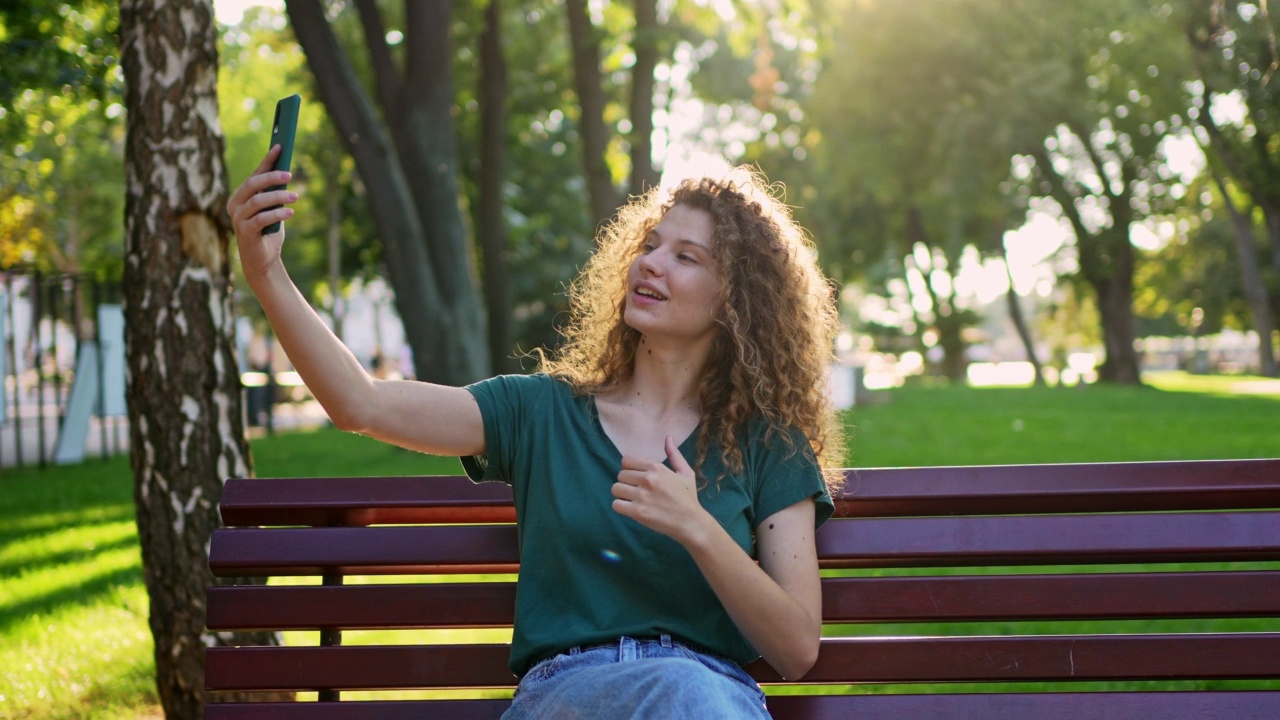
[503,634,771,719]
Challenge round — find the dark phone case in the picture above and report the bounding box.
[262,94,301,235]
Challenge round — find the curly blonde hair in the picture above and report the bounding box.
[540,168,846,492]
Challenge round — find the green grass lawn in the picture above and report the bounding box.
[2,372,1278,718]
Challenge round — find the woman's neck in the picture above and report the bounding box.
[610,334,710,416]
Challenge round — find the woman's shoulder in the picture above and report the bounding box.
[740,413,815,467]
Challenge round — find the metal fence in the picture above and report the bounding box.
[1,269,126,469]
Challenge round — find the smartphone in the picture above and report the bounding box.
[262,94,301,235]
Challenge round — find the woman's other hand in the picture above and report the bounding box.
[613,436,713,544]
[227,145,298,280]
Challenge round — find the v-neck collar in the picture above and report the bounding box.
[587,394,700,466]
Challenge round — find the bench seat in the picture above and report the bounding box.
[205,458,1280,718]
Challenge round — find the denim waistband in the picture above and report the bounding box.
[532,634,735,670]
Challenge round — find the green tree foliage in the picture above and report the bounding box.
[1183,0,1280,374]
[785,0,1221,384]
[0,1,123,277]
[791,0,1051,379]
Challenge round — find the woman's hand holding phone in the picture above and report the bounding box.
[228,94,302,282]
[227,145,297,281]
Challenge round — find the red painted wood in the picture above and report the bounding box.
[205,700,510,720]
[766,692,1280,720]
[204,458,1280,717]
[216,459,1280,528]
[820,571,1280,622]
[816,511,1280,568]
[207,525,520,577]
[205,644,515,691]
[208,510,1280,576]
[204,692,1280,720]
[219,476,516,527]
[750,633,1280,684]
[205,583,518,630]
[833,458,1280,517]
[205,571,1280,631]
[205,634,1280,693]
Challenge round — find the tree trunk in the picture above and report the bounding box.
[119,1,286,716]
[285,0,489,385]
[567,0,622,228]
[1001,238,1045,385]
[479,0,515,373]
[1031,146,1142,385]
[629,0,660,195]
[1213,171,1278,376]
[1085,231,1142,385]
[393,1,489,377]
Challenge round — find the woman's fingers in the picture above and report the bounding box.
[227,146,287,214]
[230,170,291,213]
[229,179,296,234]
[255,144,282,174]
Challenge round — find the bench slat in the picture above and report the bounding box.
[763,633,1280,684]
[206,583,518,630]
[209,511,1280,576]
[205,692,1280,720]
[821,570,1280,622]
[818,511,1280,568]
[769,692,1280,720]
[219,476,517,527]
[208,526,520,577]
[206,634,1280,692]
[217,459,1280,527]
[206,699,509,720]
[836,458,1280,517]
[206,571,1280,631]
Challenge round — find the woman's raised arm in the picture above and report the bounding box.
[227,147,485,457]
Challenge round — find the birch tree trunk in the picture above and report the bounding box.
[120,1,284,715]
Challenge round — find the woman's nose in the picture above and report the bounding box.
[638,249,664,275]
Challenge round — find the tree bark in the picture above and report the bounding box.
[1210,169,1278,376]
[284,0,489,385]
[567,0,622,228]
[629,0,660,195]
[479,0,515,373]
[119,0,286,716]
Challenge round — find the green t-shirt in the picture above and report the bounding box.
[462,373,834,677]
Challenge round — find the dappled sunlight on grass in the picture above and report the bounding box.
[1144,370,1280,398]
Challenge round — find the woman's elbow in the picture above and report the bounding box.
[324,396,370,433]
[775,637,820,681]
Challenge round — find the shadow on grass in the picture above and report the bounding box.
[0,532,140,579]
[0,562,142,634]
[0,503,135,539]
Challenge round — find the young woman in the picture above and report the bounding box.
[227,147,846,718]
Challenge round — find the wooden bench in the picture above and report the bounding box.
[205,458,1280,719]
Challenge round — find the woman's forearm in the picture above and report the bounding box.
[680,504,821,680]
[244,261,376,432]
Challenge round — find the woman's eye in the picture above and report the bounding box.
[678,253,696,263]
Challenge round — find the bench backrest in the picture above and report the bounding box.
[205,458,1280,719]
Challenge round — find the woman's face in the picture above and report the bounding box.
[623,204,722,345]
